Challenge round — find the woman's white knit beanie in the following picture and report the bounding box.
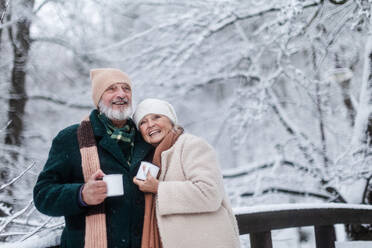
[133,98,177,129]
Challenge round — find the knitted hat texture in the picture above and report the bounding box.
[90,68,132,107]
[133,98,177,129]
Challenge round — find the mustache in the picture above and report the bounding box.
[112,97,129,104]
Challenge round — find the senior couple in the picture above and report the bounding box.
[33,68,240,248]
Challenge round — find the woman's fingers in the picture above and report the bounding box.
[146,171,153,180]
[133,177,144,187]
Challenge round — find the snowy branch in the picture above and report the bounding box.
[0,120,12,134]
[328,0,349,5]
[268,89,332,166]
[241,187,332,201]
[0,162,36,192]
[205,1,321,37]
[351,33,372,148]
[20,217,53,241]
[0,200,33,233]
[188,71,260,91]
[0,19,18,30]
[223,160,322,180]
[27,94,92,110]
[0,0,9,24]
[33,0,61,14]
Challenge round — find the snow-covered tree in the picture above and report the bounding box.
[1,0,372,245]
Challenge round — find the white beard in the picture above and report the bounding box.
[98,100,133,121]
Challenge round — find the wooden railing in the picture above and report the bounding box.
[235,203,372,248]
[38,203,372,248]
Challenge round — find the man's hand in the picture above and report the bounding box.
[82,169,107,205]
[133,172,159,194]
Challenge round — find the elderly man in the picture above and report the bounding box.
[33,68,153,248]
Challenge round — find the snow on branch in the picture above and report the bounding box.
[31,36,97,66]
[0,162,35,192]
[351,34,372,148]
[222,159,322,180]
[268,88,332,166]
[0,121,12,134]
[240,187,332,201]
[0,200,64,244]
[20,217,53,241]
[0,200,33,233]
[187,71,261,91]
[0,19,18,30]
[0,0,10,24]
[80,12,195,57]
[27,94,92,110]
[0,227,62,248]
[205,1,321,36]
[328,0,349,5]
[33,0,61,14]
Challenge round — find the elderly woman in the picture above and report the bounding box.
[132,98,240,248]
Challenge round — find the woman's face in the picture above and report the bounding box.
[139,114,173,146]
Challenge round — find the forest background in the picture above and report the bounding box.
[0,0,372,247]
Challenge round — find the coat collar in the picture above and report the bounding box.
[89,109,153,170]
[89,109,106,138]
[158,133,185,180]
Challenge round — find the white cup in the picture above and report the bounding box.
[103,174,124,197]
[136,161,160,181]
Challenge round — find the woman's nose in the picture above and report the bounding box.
[148,120,155,127]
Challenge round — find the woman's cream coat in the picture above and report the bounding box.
[156,133,240,248]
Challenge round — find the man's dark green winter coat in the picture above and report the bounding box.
[33,110,153,248]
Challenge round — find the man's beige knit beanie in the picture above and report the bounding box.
[90,68,132,107]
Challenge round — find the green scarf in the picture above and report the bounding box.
[98,113,136,166]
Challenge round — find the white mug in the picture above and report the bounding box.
[136,161,160,181]
[103,174,124,197]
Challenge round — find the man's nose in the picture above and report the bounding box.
[116,88,126,97]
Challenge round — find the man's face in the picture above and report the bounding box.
[99,82,133,121]
[100,82,132,111]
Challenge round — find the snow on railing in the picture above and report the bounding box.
[234,203,372,248]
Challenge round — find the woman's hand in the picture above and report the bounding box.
[133,172,159,194]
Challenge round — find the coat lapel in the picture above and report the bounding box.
[99,135,129,168]
[131,133,154,170]
[158,141,178,181]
